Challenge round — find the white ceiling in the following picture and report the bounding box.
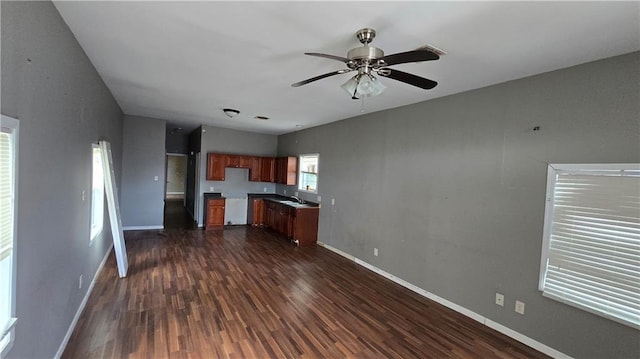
[52,1,639,135]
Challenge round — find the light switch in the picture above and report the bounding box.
[154,176,158,181]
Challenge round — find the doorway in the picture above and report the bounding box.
[165,154,187,201]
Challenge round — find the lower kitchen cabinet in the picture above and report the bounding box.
[263,199,319,246]
[252,198,264,226]
[204,197,225,230]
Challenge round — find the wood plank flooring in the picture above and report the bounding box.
[63,225,549,358]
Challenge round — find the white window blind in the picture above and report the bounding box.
[0,129,13,261]
[298,154,319,193]
[539,164,640,329]
[0,116,18,357]
[90,145,104,241]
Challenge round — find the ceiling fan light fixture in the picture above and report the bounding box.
[341,74,385,99]
[223,108,240,118]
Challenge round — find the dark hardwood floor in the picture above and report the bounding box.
[163,199,196,230]
[63,220,549,358]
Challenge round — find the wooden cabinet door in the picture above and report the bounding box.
[292,208,319,245]
[260,157,274,182]
[285,208,294,238]
[205,198,225,229]
[274,157,297,185]
[227,155,240,167]
[238,156,251,168]
[273,158,282,183]
[227,155,251,168]
[252,199,264,225]
[284,157,297,185]
[264,201,272,228]
[206,153,226,181]
[249,157,261,181]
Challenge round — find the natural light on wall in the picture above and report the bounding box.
[539,164,640,329]
[0,116,19,356]
[90,145,104,242]
[298,154,319,193]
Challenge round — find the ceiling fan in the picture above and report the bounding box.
[291,28,440,99]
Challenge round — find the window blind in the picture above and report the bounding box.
[0,129,13,261]
[540,168,640,329]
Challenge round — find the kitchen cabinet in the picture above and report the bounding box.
[227,155,251,168]
[249,157,262,182]
[204,197,225,230]
[260,157,275,182]
[206,153,227,181]
[251,198,264,226]
[275,157,297,185]
[291,207,319,246]
[206,153,296,184]
[263,199,319,246]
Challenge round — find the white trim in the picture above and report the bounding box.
[317,242,355,261]
[316,242,571,359]
[54,243,113,359]
[0,115,19,358]
[123,225,164,231]
[484,319,572,359]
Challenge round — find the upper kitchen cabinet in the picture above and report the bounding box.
[227,155,251,168]
[249,157,262,181]
[206,153,226,181]
[206,153,296,184]
[275,157,297,185]
[260,157,275,182]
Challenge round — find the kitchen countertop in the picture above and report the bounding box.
[247,193,319,208]
[203,192,225,199]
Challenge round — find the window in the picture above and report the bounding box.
[0,115,18,356]
[298,154,319,193]
[90,145,104,242]
[539,164,640,329]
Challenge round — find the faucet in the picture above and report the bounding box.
[291,195,305,204]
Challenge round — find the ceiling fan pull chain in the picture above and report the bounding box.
[360,98,366,113]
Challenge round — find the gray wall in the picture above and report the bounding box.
[198,125,278,225]
[1,1,124,358]
[277,52,640,358]
[121,115,166,229]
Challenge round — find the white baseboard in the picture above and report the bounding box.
[123,225,164,231]
[54,243,113,359]
[316,242,571,359]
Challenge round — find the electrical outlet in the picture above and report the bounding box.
[79,274,83,289]
[317,195,321,202]
[81,190,86,201]
[374,248,378,256]
[154,175,158,181]
[210,187,214,192]
[284,190,287,195]
[294,191,298,197]
[515,300,525,315]
[331,198,335,205]
[263,187,267,192]
[495,293,504,306]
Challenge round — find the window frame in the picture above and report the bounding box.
[297,153,319,194]
[0,115,19,357]
[89,144,105,243]
[539,163,640,329]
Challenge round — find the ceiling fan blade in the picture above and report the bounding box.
[378,68,437,90]
[305,52,351,63]
[291,69,353,87]
[378,49,439,66]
